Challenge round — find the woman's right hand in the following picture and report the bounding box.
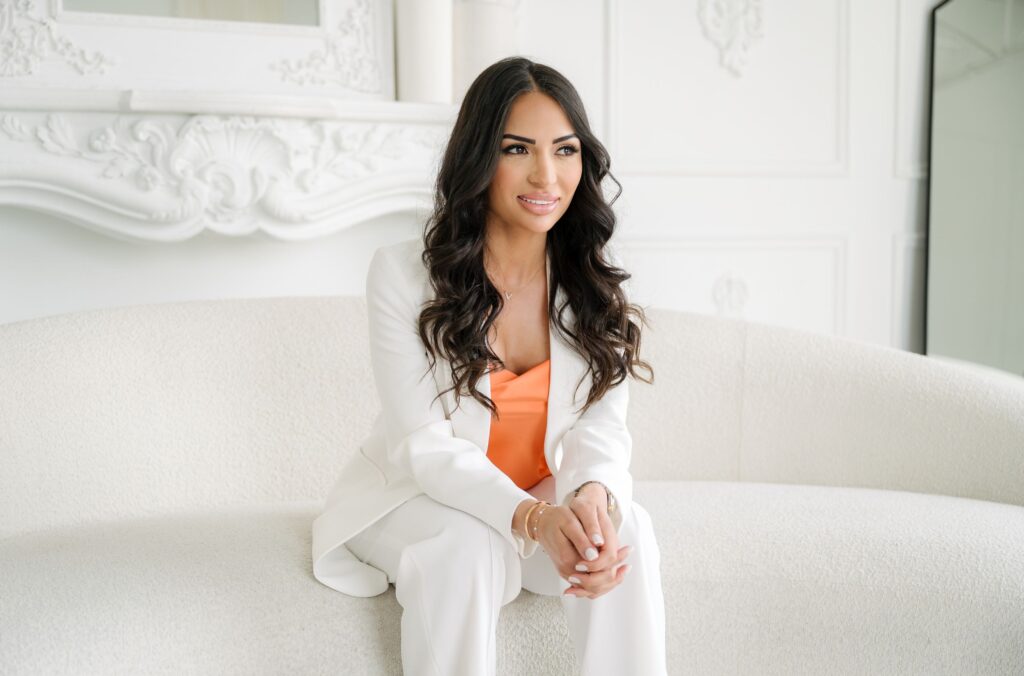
[534,504,631,599]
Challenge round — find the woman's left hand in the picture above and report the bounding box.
[563,483,629,599]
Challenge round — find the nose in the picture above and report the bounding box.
[528,152,557,187]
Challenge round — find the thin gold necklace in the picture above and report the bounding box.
[485,248,545,301]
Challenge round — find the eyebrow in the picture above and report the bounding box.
[502,133,578,144]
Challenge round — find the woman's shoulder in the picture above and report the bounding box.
[372,237,424,269]
[367,237,432,303]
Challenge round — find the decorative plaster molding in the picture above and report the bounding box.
[711,272,750,317]
[269,0,382,93]
[0,111,447,240]
[696,0,764,78]
[0,0,112,76]
[2,1,393,116]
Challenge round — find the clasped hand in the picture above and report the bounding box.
[534,485,632,599]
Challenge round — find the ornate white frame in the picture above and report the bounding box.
[6,0,395,110]
[0,0,458,241]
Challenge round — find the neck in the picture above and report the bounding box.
[483,228,548,286]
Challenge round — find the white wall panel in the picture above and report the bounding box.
[609,0,849,176]
[621,238,847,336]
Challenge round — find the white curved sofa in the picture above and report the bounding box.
[1,296,1022,675]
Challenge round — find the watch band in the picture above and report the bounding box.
[574,480,617,513]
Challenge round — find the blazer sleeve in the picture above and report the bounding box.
[554,244,635,533]
[554,372,632,534]
[365,246,540,558]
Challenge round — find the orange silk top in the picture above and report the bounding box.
[485,358,552,490]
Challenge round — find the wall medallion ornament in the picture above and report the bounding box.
[696,0,764,78]
[712,272,749,317]
[0,0,112,76]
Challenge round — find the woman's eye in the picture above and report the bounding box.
[501,144,580,156]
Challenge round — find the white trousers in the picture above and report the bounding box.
[345,475,667,676]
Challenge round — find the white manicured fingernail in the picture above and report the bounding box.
[592,533,604,546]
[568,576,582,585]
[585,548,598,561]
[575,563,588,572]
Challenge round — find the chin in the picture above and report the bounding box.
[522,219,558,235]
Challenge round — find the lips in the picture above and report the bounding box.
[518,193,558,203]
[517,195,560,215]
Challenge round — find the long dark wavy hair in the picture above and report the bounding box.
[417,56,653,419]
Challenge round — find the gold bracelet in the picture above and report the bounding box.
[528,501,551,542]
[522,500,543,541]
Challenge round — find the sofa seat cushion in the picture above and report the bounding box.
[1,481,1022,675]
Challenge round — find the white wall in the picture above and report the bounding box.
[0,0,943,355]
[0,206,420,326]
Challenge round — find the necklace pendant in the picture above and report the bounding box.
[503,290,512,301]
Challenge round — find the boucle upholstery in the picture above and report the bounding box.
[1,296,1022,674]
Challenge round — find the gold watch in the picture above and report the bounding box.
[574,481,617,513]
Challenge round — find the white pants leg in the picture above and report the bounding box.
[345,476,667,676]
[520,477,668,676]
[346,493,521,676]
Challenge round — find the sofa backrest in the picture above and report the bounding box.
[630,310,1024,511]
[1,296,1022,537]
[0,296,376,538]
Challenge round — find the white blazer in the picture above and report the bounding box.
[312,237,634,597]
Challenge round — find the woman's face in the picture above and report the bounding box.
[487,91,584,239]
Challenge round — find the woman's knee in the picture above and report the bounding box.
[396,504,515,585]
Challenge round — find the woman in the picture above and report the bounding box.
[312,56,667,675]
